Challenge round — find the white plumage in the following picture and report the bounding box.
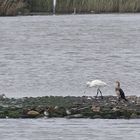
[85,80,107,99]
[86,80,107,88]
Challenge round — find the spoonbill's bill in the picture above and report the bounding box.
[85,80,107,99]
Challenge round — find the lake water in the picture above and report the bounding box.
[0,118,140,140]
[0,14,140,97]
[0,14,140,140]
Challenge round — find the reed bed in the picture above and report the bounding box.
[56,0,140,13]
[0,0,27,16]
[0,0,140,16]
[28,0,53,12]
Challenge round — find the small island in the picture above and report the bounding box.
[0,96,140,119]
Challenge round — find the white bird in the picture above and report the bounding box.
[84,80,107,99]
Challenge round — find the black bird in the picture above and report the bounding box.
[115,81,128,102]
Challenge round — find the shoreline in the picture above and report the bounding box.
[0,96,140,119]
[0,12,140,17]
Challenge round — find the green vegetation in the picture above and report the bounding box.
[0,0,29,16]
[0,96,140,119]
[28,0,53,12]
[56,0,140,13]
[0,0,140,16]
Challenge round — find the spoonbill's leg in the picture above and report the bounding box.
[98,89,103,99]
[95,89,99,98]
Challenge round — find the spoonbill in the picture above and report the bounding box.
[84,80,107,99]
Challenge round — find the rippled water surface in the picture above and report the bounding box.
[0,14,140,97]
[0,119,140,140]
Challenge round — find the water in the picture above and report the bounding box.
[0,14,140,97]
[0,14,140,140]
[0,118,140,140]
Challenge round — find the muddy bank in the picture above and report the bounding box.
[0,96,140,119]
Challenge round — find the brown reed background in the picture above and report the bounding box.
[0,0,140,16]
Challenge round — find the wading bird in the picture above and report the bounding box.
[84,80,107,99]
